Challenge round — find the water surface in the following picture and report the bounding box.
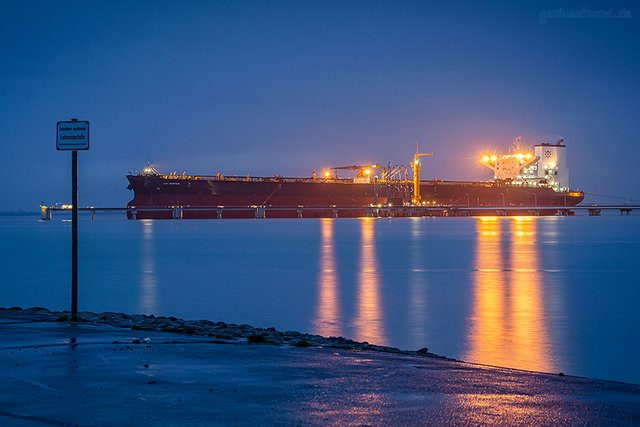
[1,214,639,384]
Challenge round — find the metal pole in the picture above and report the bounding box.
[71,150,78,319]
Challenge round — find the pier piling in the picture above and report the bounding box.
[40,205,51,221]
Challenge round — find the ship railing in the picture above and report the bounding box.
[165,175,395,184]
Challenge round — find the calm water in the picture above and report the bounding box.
[1,214,639,384]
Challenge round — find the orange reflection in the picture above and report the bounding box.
[466,217,505,365]
[510,217,553,372]
[353,218,386,345]
[313,218,341,337]
[466,217,554,372]
[307,389,388,423]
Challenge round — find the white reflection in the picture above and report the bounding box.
[408,218,428,347]
[140,220,157,313]
[313,218,341,337]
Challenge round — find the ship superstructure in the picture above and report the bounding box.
[481,137,571,192]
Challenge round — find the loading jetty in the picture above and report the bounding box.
[40,203,638,220]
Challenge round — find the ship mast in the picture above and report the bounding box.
[411,145,433,204]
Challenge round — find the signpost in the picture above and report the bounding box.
[56,119,89,319]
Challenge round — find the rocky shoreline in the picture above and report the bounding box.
[0,306,447,359]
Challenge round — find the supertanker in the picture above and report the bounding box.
[126,139,584,219]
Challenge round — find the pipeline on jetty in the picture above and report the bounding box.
[40,204,639,220]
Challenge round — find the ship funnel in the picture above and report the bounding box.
[535,141,569,191]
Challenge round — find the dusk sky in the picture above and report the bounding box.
[1,0,639,210]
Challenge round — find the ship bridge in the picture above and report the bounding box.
[480,138,571,192]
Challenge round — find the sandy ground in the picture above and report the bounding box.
[1,307,639,426]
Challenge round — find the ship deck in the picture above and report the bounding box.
[137,174,568,190]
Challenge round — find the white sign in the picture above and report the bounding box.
[57,120,90,150]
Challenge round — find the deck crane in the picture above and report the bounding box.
[411,149,434,204]
[328,164,384,179]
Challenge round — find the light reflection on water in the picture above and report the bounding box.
[140,220,157,314]
[465,217,555,372]
[353,218,386,345]
[313,218,341,337]
[509,218,554,372]
[408,218,428,348]
[314,217,387,345]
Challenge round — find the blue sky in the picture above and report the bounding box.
[1,0,639,210]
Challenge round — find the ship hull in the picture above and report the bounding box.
[126,175,584,219]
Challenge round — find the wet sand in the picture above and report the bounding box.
[1,307,639,425]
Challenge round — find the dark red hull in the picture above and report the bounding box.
[126,174,584,219]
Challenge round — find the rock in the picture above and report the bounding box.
[0,308,449,360]
[247,334,266,343]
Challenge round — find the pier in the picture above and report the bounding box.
[40,204,640,220]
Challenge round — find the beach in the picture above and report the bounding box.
[1,307,639,425]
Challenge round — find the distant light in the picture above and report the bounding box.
[482,155,490,163]
[414,159,420,165]
[364,169,371,175]
[490,155,497,162]
[323,170,331,178]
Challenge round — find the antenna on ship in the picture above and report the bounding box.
[512,136,523,153]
